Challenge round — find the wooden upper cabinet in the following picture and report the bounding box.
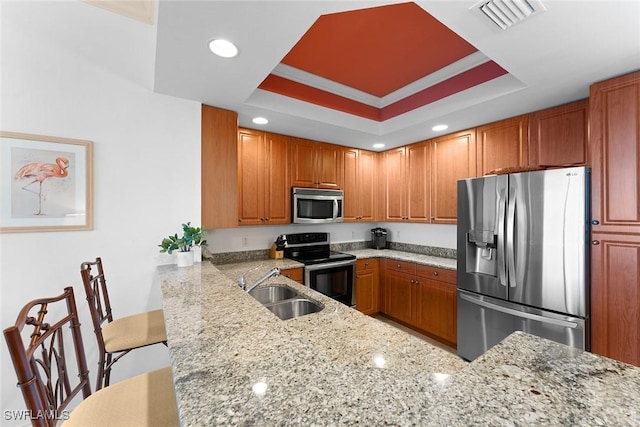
[406,142,431,223]
[264,133,291,224]
[382,143,431,222]
[476,115,528,176]
[202,105,238,228]
[237,129,264,225]
[237,129,290,225]
[342,148,376,222]
[383,147,407,221]
[529,99,589,167]
[290,137,340,189]
[430,129,476,224]
[590,71,640,235]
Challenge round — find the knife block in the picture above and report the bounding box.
[269,243,283,259]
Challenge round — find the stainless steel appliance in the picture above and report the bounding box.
[371,227,387,249]
[457,166,590,361]
[292,188,343,224]
[283,232,356,306]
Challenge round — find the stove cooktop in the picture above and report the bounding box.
[281,232,355,265]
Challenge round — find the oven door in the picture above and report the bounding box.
[304,260,355,307]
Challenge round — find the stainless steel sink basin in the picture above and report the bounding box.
[264,298,323,321]
[249,285,298,304]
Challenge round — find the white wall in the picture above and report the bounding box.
[0,2,200,423]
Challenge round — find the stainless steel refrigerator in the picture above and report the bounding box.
[457,166,590,361]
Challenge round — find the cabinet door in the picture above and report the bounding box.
[383,147,407,221]
[281,267,303,284]
[290,138,318,188]
[384,268,415,324]
[237,129,265,225]
[358,150,377,221]
[476,115,528,176]
[591,233,640,366]
[431,130,476,224]
[316,143,341,189]
[356,260,380,316]
[342,148,359,221]
[590,71,640,235]
[264,133,290,224]
[416,278,457,345]
[406,142,431,223]
[529,100,589,167]
[201,105,238,228]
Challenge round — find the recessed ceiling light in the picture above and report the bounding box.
[208,39,238,58]
[373,143,385,149]
[432,124,448,132]
[252,117,269,125]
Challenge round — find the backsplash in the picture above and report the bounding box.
[205,241,456,265]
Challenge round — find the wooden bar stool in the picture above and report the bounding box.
[80,257,167,390]
[3,287,179,427]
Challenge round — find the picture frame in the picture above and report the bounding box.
[0,131,93,233]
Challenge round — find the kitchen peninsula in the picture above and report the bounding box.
[158,261,640,426]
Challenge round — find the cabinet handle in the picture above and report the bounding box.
[433,271,439,276]
[410,279,415,284]
[415,280,420,285]
[591,220,600,225]
[397,264,401,269]
[364,262,369,267]
[356,275,360,279]
[265,217,270,221]
[285,274,291,278]
[592,240,600,245]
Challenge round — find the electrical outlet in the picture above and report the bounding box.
[396,231,400,239]
[351,231,356,239]
[242,237,248,247]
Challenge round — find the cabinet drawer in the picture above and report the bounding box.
[383,259,416,275]
[356,258,379,271]
[416,265,456,284]
[281,267,303,284]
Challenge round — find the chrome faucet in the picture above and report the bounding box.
[239,266,281,293]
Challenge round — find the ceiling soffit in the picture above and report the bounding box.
[257,2,510,122]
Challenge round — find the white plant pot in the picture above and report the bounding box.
[176,251,194,267]
[192,246,202,263]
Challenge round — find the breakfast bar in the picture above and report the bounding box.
[158,261,640,426]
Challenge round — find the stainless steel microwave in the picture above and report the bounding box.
[292,187,343,224]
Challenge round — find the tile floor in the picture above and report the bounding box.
[374,315,457,355]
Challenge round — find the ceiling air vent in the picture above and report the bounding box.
[475,0,546,30]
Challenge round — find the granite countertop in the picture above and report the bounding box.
[158,261,640,426]
[342,248,457,270]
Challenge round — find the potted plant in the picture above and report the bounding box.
[159,222,207,267]
[182,222,207,262]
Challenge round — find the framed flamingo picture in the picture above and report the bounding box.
[0,131,93,232]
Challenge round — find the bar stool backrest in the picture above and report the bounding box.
[80,258,112,352]
[3,287,92,427]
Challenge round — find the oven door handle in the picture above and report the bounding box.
[304,259,355,271]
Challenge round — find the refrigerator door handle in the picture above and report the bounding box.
[506,186,517,288]
[497,189,507,287]
[459,292,579,329]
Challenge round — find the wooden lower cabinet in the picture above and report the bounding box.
[355,259,380,315]
[415,265,457,346]
[382,259,457,346]
[281,267,303,285]
[591,233,640,366]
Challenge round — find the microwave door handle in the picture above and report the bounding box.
[333,199,338,220]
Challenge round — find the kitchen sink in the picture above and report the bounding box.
[249,284,298,304]
[248,284,323,320]
[264,298,323,321]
